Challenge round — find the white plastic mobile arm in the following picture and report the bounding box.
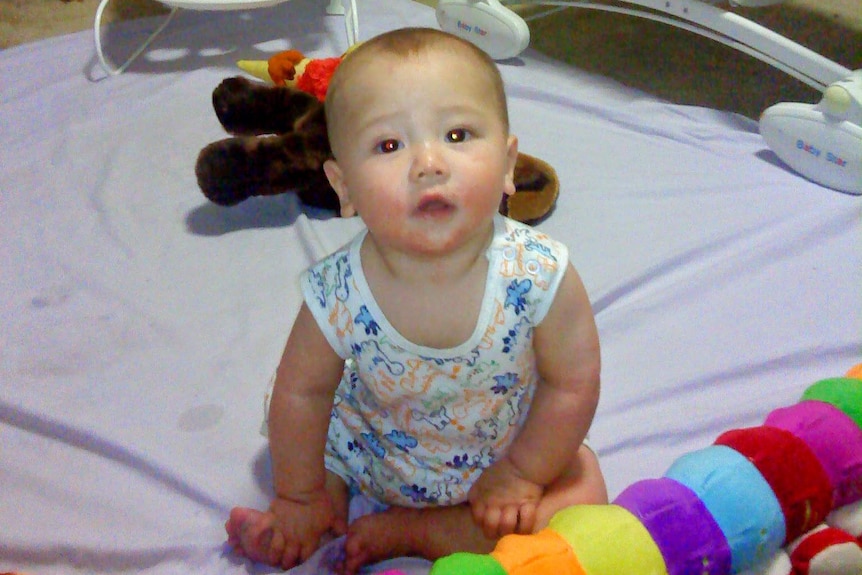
[533,0,851,91]
[94,0,359,77]
[438,0,851,90]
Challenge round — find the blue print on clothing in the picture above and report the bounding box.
[446,453,471,469]
[401,483,437,504]
[355,305,380,335]
[491,372,519,395]
[411,405,453,431]
[525,237,556,261]
[385,429,419,452]
[307,253,353,309]
[352,340,406,376]
[361,432,386,458]
[505,278,532,314]
[335,256,352,302]
[307,268,328,309]
[420,347,482,368]
[502,316,531,355]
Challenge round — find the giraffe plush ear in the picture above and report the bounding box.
[502,153,559,225]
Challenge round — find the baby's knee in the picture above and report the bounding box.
[534,445,608,529]
[573,444,608,504]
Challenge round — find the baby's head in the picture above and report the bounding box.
[321,27,519,256]
[324,27,510,159]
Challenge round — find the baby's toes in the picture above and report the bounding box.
[225,507,259,543]
[229,508,280,563]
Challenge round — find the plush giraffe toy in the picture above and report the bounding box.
[195,49,560,224]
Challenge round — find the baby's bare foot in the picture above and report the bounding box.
[225,506,278,564]
[343,507,420,575]
[343,505,495,575]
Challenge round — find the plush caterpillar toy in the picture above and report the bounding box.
[422,364,862,575]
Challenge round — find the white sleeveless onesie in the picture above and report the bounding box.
[300,215,569,507]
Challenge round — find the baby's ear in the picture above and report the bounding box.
[503,135,519,197]
[323,159,356,217]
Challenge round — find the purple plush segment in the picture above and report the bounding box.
[764,400,862,507]
[614,478,732,575]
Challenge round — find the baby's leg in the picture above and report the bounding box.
[534,443,608,526]
[343,503,495,575]
[343,444,606,575]
[225,471,349,567]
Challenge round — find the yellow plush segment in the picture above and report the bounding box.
[847,363,862,380]
[548,505,669,575]
[490,528,586,575]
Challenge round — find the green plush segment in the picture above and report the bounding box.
[430,552,507,575]
[802,377,862,428]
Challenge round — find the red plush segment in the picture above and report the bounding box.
[715,426,833,542]
[790,527,860,575]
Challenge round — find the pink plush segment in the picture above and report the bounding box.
[764,400,862,507]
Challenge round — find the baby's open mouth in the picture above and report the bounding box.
[416,196,454,215]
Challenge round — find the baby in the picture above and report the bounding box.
[226,26,608,575]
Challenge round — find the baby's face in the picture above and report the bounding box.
[325,47,518,257]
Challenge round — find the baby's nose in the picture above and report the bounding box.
[410,144,449,181]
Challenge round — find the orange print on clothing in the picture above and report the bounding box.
[478,303,507,350]
[329,300,354,339]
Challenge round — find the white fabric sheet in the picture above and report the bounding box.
[1,0,860,573]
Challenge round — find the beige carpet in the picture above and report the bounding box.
[1,0,859,118]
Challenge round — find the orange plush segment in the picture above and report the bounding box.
[491,528,586,575]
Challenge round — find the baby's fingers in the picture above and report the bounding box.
[469,499,486,528]
[480,505,503,540]
[497,505,521,537]
[515,503,537,534]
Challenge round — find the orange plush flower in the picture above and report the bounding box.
[267,49,305,86]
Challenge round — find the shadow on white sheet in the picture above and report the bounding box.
[0,0,859,573]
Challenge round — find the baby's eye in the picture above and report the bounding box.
[446,128,470,143]
[375,139,402,154]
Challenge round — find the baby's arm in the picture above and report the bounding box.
[468,263,600,537]
[229,303,348,568]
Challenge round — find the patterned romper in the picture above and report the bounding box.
[301,214,569,508]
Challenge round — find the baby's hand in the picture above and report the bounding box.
[467,456,544,539]
[225,490,346,569]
